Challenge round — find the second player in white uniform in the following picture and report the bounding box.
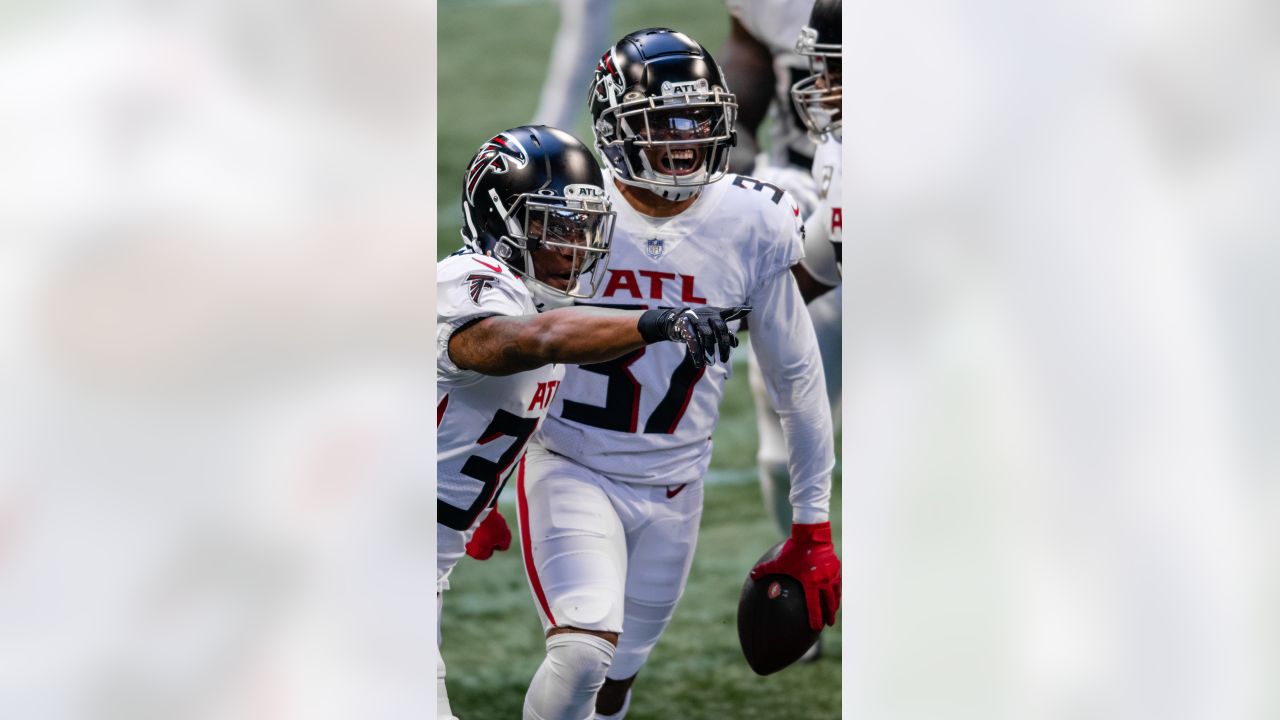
[723,0,818,173]
[799,134,843,286]
[793,0,844,287]
[519,29,841,720]
[722,0,844,560]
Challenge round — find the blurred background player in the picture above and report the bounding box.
[721,0,843,592]
[519,28,839,720]
[437,124,743,719]
[531,0,616,132]
[791,2,843,291]
[721,0,819,177]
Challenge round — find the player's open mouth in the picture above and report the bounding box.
[659,147,701,176]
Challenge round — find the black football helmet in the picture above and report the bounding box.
[589,28,738,201]
[791,0,842,140]
[460,125,615,307]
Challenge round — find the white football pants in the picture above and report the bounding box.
[518,442,704,680]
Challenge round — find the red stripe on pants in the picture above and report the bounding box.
[517,456,556,626]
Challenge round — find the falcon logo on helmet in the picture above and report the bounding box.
[464,133,530,202]
[592,48,626,104]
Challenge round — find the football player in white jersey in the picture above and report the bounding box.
[792,0,843,286]
[437,124,748,720]
[722,0,819,175]
[723,0,844,617]
[518,30,841,720]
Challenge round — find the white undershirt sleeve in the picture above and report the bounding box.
[747,267,835,524]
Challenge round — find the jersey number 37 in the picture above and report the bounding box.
[561,347,704,434]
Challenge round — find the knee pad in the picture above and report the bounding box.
[524,632,616,720]
[546,632,615,678]
[551,587,619,630]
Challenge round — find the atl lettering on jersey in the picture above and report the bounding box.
[602,270,705,303]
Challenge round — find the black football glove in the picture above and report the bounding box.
[638,306,752,368]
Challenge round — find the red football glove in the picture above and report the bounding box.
[465,507,512,560]
[750,522,841,632]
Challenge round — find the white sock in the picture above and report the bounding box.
[523,633,616,720]
[437,591,459,719]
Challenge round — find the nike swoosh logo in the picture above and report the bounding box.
[665,483,688,499]
[473,258,502,273]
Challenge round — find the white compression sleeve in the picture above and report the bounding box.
[748,268,836,524]
[523,632,616,720]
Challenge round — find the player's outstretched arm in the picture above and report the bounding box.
[449,305,750,376]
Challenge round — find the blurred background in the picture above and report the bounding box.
[839,0,1279,719]
[436,1,843,718]
[0,1,437,718]
[0,0,1276,719]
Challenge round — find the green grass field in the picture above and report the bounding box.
[443,479,843,720]
[438,2,841,717]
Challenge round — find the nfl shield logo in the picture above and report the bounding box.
[646,237,665,259]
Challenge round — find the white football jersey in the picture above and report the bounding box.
[725,0,815,170]
[436,250,563,531]
[802,136,844,286]
[538,173,805,485]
